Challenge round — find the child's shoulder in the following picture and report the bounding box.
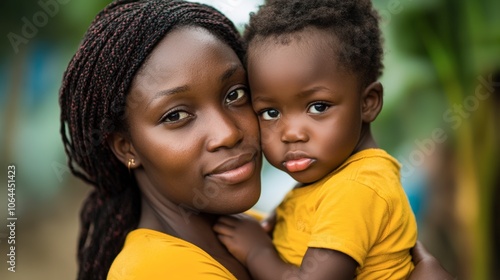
[334,149,401,176]
[324,148,402,193]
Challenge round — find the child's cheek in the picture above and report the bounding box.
[259,124,281,166]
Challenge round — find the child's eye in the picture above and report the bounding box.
[261,109,281,120]
[308,103,330,114]
[225,88,247,104]
[162,110,191,123]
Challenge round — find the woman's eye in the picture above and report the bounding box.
[225,88,247,104]
[308,103,329,114]
[162,111,190,123]
[261,109,280,120]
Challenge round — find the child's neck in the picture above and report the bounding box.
[295,125,378,188]
[352,124,378,155]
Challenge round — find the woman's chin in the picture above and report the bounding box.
[216,189,261,215]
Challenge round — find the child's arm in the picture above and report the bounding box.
[215,215,455,280]
[409,241,455,280]
[214,215,357,280]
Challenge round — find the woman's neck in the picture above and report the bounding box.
[138,195,251,280]
[139,196,221,250]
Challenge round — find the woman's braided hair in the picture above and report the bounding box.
[59,1,244,279]
[245,0,383,85]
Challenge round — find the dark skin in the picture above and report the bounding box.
[215,28,374,279]
[106,25,451,280]
[215,27,452,279]
[109,27,262,279]
[260,215,453,279]
[410,241,455,280]
[217,214,454,280]
[261,208,452,280]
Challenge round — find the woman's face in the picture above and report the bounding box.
[125,27,262,214]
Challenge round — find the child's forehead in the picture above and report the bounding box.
[247,27,348,73]
[246,27,364,91]
[248,27,339,58]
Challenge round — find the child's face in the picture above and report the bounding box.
[248,28,365,184]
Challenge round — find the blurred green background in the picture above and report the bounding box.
[0,0,498,279]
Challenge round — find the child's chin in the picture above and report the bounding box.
[289,170,325,185]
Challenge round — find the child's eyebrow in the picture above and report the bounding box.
[296,86,332,98]
[252,86,333,103]
[252,95,274,103]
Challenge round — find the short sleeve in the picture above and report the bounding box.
[308,180,390,266]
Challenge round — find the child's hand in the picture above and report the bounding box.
[214,214,274,265]
[261,210,276,234]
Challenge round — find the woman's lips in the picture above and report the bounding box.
[283,158,315,173]
[207,154,256,185]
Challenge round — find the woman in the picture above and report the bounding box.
[61,1,260,278]
[59,1,452,279]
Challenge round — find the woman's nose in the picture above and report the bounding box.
[206,112,243,152]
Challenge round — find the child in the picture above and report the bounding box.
[214,0,417,279]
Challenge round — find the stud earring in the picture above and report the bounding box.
[127,158,135,173]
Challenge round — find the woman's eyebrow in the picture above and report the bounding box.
[220,64,243,82]
[146,85,190,109]
[145,64,242,109]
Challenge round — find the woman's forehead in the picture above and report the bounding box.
[135,27,241,85]
[128,27,244,109]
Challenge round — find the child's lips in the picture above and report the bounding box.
[283,152,315,173]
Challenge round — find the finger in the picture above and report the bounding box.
[260,220,274,233]
[213,222,235,236]
[217,216,239,226]
[232,213,252,220]
[261,212,277,233]
[261,220,273,232]
[216,234,233,246]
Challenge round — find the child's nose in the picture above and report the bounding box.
[280,118,309,143]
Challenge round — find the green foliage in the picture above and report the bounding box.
[373,0,499,278]
[1,0,107,54]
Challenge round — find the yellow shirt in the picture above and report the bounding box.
[107,228,236,280]
[273,149,417,279]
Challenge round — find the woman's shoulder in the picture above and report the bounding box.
[107,228,236,279]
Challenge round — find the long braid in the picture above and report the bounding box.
[59,1,245,279]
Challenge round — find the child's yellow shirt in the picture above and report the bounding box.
[273,149,417,279]
[107,228,236,279]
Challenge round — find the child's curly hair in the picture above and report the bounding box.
[245,0,384,85]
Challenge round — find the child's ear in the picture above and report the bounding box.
[361,81,383,123]
[107,132,142,170]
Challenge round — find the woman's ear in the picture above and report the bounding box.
[107,132,141,170]
[361,81,383,123]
